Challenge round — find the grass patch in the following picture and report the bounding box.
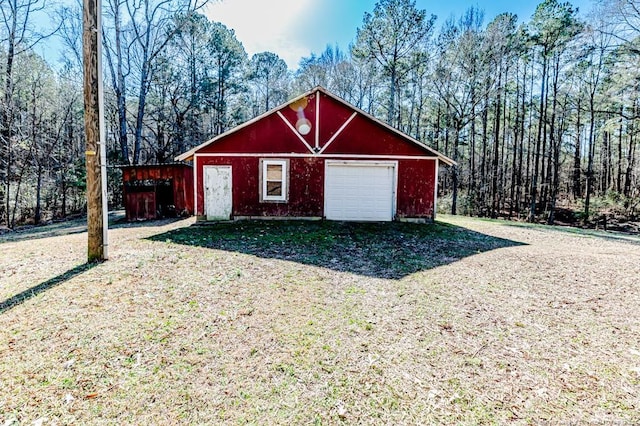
[1,216,638,424]
[149,220,523,279]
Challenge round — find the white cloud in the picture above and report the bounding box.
[205,0,316,69]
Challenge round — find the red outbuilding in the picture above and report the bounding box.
[120,163,193,221]
[176,87,454,222]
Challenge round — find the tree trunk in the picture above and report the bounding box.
[114,2,128,164]
[481,91,489,213]
[601,130,609,193]
[103,0,129,164]
[509,59,520,219]
[573,98,582,199]
[541,63,552,214]
[133,51,150,165]
[388,63,396,125]
[617,109,623,193]
[491,63,502,219]
[451,125,460,215]
[623,110,635,197]
[547,55,561,225]
[524,62,535,211]
[517,58,528,217]
[584,93,596,226]
[35,165,43,224]
[529,55,548,222]
[499,67,509,216]
[2,14,16,227]
[469,92,477,213]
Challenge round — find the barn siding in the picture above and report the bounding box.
[316,93,358,147]
[121,164,194,220]
[195,93,431,158]
[197,115,312,155]
[396,159,436,218]
[196,156,436,219]
[197,156,324,217]
[184,87,451,222]
[322,115,429,156]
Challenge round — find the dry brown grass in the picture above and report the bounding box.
[0,215,639,425]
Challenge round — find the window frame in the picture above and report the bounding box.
[260,159,289,202]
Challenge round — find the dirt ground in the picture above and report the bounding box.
[0,215,639,425]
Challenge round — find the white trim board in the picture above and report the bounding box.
[315,92,320,149]
[318,112,357,154]
[176,86,455,166]
[194,155,199,215]
[434,158,439,220]
[193,153,438,160]
[277,111,314,153]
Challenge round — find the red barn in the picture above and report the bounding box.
[120,163,193,221]
[176,87,454,222]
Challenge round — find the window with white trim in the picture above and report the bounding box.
[261,159,288,202]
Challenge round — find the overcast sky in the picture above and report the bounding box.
[204,0,594,69]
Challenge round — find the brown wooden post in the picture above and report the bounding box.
[83,0,108,261]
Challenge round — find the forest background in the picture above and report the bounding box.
[1,0,638,231]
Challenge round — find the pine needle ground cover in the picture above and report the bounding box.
[1,216,639,424]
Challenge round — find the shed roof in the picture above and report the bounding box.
[176,86,455,166]
[116,163,192,169]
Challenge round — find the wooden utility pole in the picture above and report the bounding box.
[83,0,108,261]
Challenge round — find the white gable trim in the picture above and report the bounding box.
[318,112,357,155]
[434,158,439,220]
[177,86,455,166]
[315,92,320,150]
[194,154,198,215]
[276,111,315,153]
[315,87,455,165]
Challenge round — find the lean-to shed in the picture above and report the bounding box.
[120,163,193,221]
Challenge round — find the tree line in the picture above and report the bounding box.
[0,0,638,229]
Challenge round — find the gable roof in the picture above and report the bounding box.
[176,86,456,166]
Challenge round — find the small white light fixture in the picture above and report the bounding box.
[289,97,312,135]
[296,118,312,135]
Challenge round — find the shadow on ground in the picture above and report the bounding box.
[0,214,188,244]
[148,220,525,279]
[0,262,98,314]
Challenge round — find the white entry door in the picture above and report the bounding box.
[324,162,396,221]
[204,166,232,220]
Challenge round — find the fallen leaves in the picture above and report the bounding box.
[1,216,639,424]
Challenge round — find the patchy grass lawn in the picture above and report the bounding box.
[0,215,639,425]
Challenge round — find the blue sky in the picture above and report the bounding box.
[38,0,594,70]
[205,0,595,69]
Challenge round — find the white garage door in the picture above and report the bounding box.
[325,162,396,221]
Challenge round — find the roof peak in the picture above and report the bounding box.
[176,87,455,166]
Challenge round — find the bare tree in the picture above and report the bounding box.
[352,0,436,126]
[248,52,290,114]
[0,0,58,226]
[125,0,207,164]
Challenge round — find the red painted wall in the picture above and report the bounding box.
[191,89,441,220]
[322,115,428,156]
[198,113,312,154]
[396,159,436,218]
[196,156,325,217]
[122,164,194,217]
[195,156,436,219]
[197,92,432,157]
